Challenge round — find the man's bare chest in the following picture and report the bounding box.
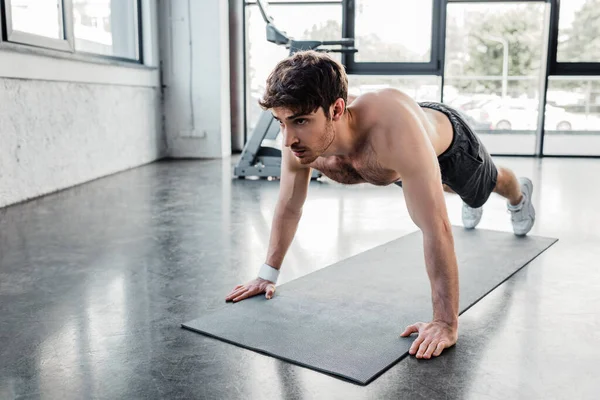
[310,155,401,186]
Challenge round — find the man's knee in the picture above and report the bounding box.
[443,184,455,194]
[466,195,489,209]
[492,167,509,193]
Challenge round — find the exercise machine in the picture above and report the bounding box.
[233,0,357,180]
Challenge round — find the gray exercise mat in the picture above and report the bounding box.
[182,227,557,385]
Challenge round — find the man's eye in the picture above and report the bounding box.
[295,119,307,125]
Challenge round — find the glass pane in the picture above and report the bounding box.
[443,2,547,155]
[254,0,341,2]
[348,75,441,103]
[245,3,343,134]
[557,0,600,63]
[73,0,139,60]
[10,0,62,39]
[543,77,600,155]
[354,0,432,63]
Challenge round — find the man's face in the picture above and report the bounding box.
[271,106,334,165]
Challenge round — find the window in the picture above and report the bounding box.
[73,0,140,60]
[3,0,73,51]
[353,0,432,63]
[443,1,548,155]
[543,76,600,156]
[9,0,62,39]
[557,0,600,63]
[344,0,441,75]
[245,1,343,133]
[348,75,441,102]
[2,0,141,61]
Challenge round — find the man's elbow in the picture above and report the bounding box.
[277,202,304,218]
[422,216,453,240]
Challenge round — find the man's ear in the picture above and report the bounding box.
[330,98,346,121]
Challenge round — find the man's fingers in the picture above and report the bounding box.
[400,323,421,337]
[226,287,247,300]
[233,289,255,302]
[433,341,447,357]
[265,285,276,299]
[402,320,457,359]
[231,288,252,302]
[423,340,439,359]
[416,339,433,359]
[409,333,426,355]
[229,287,246,296]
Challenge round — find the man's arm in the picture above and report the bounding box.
[402,165,459,328]
[382,96,459,358]
[264,145,312,270]
[226,145,311,302]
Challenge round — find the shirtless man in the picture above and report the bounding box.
[226,51,536,359]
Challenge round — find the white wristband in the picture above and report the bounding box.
[258,263,280,283]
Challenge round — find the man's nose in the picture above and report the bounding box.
[282,128,297,148]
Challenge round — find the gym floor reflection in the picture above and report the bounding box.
[1,157,599,399]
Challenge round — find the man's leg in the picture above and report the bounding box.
[443,184,455,194]
[491,165,536,236]
[429,101,535,234]
[492,166,522,205]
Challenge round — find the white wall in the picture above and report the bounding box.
[0,79,162,208]
[159,0,232,159]
[0,0,164,209]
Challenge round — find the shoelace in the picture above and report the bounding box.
[508,196,527,221]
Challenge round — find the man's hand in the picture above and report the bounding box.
[400,320,458,359]
[225,278,276,302]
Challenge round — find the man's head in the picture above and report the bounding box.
[259,51,349,164]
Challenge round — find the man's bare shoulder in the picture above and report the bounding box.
[350,89,422,133]
[350,88,418,110]
[355,89,436,171]
[351,89,424,142]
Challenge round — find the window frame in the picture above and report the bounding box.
[0,0,158,88]
[241,0,600,158]
[343,0,446,76]
[2,0,74,51]
[0,0,143,63]
[71,0,143,63]
[447,0,543,2]
[548,0,600,76]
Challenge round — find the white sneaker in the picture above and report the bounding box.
[508,177,536,236]
[462,203,483,229]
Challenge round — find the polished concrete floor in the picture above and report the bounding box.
[1,156,599,399]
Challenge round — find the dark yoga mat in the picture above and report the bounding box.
[182,227,557,385]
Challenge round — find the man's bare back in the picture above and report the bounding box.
[307,89,454,186]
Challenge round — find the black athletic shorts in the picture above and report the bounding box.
[395,101,498,209]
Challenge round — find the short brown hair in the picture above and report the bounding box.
[258,50,348,118]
